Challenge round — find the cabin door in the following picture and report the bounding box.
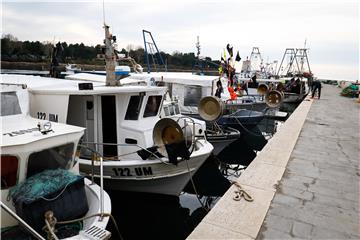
[100,95,118,157]
[67,95,96,153]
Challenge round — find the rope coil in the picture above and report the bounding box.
[232,181,254,202]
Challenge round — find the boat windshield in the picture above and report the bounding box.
[125,95,144,120]
[143,95,162,117]
[26,143,75,178]
[1,92,22,116]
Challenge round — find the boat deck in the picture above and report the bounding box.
[188,84,360,239]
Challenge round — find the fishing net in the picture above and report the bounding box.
[9,168,83,204]
[341,85,359,98]
[8,169,88,233]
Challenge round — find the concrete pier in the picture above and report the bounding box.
[188,84,360,239]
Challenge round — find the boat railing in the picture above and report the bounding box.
[175,115,207,153]
[77,144,108,221]
[1,201,46,240]
[79,117,205,167]
[79,142,165,161]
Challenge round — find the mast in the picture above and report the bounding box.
[104,24,119,86]
[249,47,263,74]
[102,0,119,86]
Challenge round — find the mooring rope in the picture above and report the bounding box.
[231,181,254,202]
[44,212,124,240]
[184,156,209,212]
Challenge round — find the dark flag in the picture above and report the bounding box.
[235,51,241,62]
[226,44,233,57]
[165,140,190,165]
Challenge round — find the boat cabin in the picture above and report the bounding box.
[1,83,84,228]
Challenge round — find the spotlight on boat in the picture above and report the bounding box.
[198,96,224,121]
[265,90,283,108]
[153,118,185,156]
[257,83,269,95]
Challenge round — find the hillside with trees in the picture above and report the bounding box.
[1,34,218,72]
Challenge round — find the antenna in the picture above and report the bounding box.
[196,36,201,59]
[102,0,106,25]
[304,38,307,49]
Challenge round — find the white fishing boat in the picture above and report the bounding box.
[1,25,213,196]
[65,63,82,73]
[1,83,112,239]
[67,67,242,155]
[127,72,284,124]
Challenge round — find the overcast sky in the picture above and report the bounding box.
[2,0,359,80]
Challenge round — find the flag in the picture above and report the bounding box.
[165,140,190,165]
[235,51,241,61]
[226,44,233,57]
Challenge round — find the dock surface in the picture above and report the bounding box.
[188,84,360,239]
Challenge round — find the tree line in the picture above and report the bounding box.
[1,34,218,70]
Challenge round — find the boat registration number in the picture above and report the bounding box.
[112,167,153,177]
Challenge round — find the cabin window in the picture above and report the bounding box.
[26,143,74,178]
[125,95,144,120]
[169,105,175,115]
[143,96,162,118]
[184,85,202,106]
[86,101,94,120]
[163,106,170,116]
[1,155,19,189]
[1,92,21,116]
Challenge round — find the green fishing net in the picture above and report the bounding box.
[9,169,83,204]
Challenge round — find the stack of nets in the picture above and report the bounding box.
[341,84,359,98]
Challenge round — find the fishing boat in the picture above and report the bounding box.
[67,71,243,155]
[65,63,82,74]
[129,71,276,125]
[232,46,313,106]
[1,83,112,239]
[1,25,213,196]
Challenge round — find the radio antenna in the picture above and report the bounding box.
[102,0,106,25]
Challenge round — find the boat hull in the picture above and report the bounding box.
[283,92,307,104]
[78,140,213,196]
[206,131,240,155]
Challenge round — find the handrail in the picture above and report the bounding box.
[80,141,171,162]
[77,145,105,221]
[1,201,46,240]
[175,115,204,154]
[99,156,104,221]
